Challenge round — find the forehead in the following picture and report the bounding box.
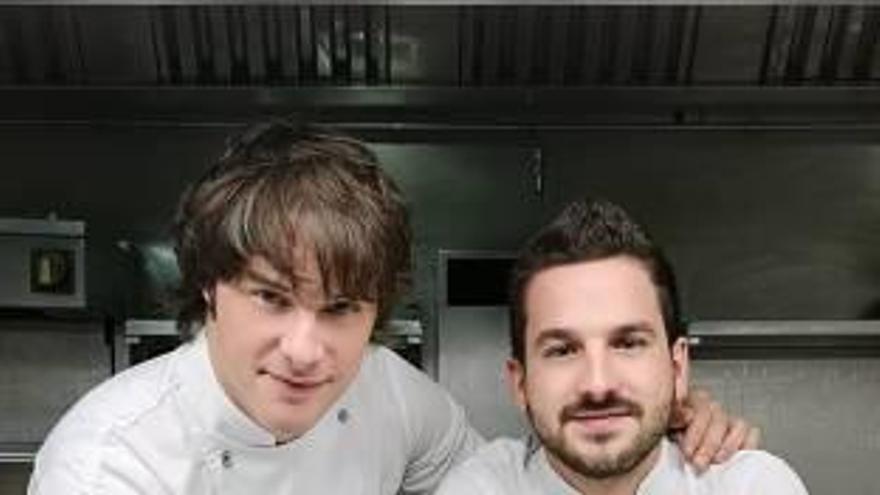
[524,256,665,340]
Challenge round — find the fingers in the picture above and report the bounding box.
[745,425,762,450]
[690,400,727,471]
[712,417,750,463]
[676,388,709,455]
[669,397,694,430]
[679,398,712,461]
[674,386,764,472]
[687,387,712,408]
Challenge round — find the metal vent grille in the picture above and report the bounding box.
[0,5,876,87]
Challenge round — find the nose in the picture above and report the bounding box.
[576,344,616,402]
[278,309,324,374]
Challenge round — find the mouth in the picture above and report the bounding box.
[565,407,635,436]
[569,406,633,420]
[261,370,329,399]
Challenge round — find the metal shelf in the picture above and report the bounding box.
[124,319,178,337]
[0,86,878,130]
[0,443,38,464]
[689,320,880,360]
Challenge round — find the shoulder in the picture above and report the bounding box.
[359,345,478,438]
[344,345,456,442]
[704,450,809,494]
[360,344,428,384]
[357,346,484,492]
[436,438,529,494]
[39,347,180,450]
[356,344,449,412]
[30,346,185,492]
[466,437,531,474]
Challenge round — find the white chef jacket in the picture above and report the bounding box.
[436,437,809,495]
[29,333,482,495]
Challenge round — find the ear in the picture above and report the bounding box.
[505,358,528,413]
[670,336,690,405]
[203,287,217,321]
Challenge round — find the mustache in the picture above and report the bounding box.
[559,393,643,422]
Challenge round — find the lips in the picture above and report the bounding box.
[262,370,329,399]
[564,411,632,440]
[569,406,633,420]
[561,400,640,439]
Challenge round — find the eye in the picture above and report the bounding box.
[541,341,577,359]
[251,289,291,310]
[322,298,361,316]
[613,334,648,351]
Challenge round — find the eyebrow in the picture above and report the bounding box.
[239,267,355,304]
[533,322,659,346]
[610,322,659,340]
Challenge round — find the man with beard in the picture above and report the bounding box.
[437,198,808,495]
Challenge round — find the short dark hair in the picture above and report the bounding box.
[172,119,411,337]
[509,198,684,365]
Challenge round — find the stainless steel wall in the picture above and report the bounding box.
[2,126,878,320]
[0,464,31,495]
[0,321,110,444]
[437,306,524,440]
[0,320,110,494]
[542,130,880,319]
[694,358,880,495]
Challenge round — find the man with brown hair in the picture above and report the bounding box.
[437,198,807,495]
[31,122,758,495]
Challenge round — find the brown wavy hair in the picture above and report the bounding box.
[172,120,411,337]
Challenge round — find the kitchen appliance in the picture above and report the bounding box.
[0,218,85,308]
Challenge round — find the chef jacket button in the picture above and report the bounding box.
[220,450,233,469]
[337,408,349,423]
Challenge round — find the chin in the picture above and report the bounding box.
[267,417,313,440]
[569,430,635,456]
[259,403,319,435]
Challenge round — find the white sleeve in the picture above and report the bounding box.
[28,421,99,495]
[751,458,809,495]
[28,430,162,495]
[27,456,90,495]
[379,349,484,494]
[727,451,810,495]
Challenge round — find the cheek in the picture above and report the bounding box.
[331,316,374,366]
[212,295,250,333]
[523,377,568,434]
[525,369,567,412]
[352,312,377,345]
[213,308,277,357]
[632,360,675,401]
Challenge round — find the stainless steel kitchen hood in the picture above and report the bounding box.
[0,5,876,87]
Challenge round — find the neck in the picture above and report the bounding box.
[545,441,663,495]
